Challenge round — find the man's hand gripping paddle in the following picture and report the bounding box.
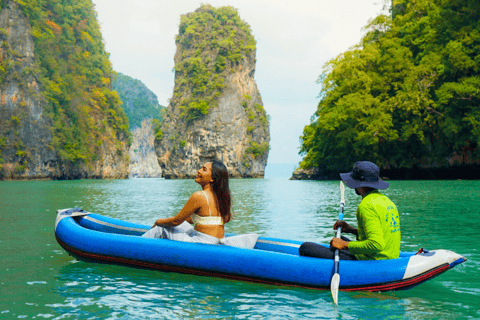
[331,181,345,305]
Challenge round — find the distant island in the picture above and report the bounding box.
[111,73,164,179]
[112,72,164,130]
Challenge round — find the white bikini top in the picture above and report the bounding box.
[191,191,223,226]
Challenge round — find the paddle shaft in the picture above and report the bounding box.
[331,181,345,305]
[334,185,345,273]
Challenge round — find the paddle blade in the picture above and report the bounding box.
[331,273,340,305]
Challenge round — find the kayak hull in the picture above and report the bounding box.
[54,209,466,291]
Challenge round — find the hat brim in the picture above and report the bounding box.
[340,172,389,189]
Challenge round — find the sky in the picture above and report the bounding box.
[92,0,386,165]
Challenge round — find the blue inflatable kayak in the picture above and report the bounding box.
[54,208,466,291]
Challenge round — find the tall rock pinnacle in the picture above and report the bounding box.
[156,5,270,178]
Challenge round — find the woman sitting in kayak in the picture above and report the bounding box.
[142,160,232,244]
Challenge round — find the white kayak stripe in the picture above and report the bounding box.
[83,216,148,234]
[256,239,301,248]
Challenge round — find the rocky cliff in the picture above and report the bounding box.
[0,0,129,180]
[129,119,162,178]
[155,5,270,179]
[0,1,56,179]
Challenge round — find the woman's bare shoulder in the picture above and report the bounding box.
[191,190,205,197]
[181,191,205,212]
[190,191,206,202]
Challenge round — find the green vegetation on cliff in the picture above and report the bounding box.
[172,4,257,121]
[0,136,5,172]
[13,0,129,164]
[300,0,480,173]
[242,95,270,162]
[112,72,164,130]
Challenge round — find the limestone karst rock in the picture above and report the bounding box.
[0,0,56,179]
[0,0,129,180]
[129,120,162,178]
[155,5,270,179]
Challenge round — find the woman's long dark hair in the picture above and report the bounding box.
[210,160,232,223]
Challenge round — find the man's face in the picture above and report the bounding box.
[355,188,361,195]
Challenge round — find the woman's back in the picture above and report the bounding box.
[192,190,225,238]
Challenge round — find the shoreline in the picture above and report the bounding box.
[290,164,480,181]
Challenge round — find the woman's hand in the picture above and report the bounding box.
[333,220,357,235]
[151,219,164,229]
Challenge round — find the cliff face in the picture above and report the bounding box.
[0,1,56,179]
[129,120,162,178]
[0,0,129,180]
[155,5,270,179]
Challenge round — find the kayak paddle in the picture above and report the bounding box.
[331,180,345,305]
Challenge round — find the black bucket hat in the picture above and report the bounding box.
[340,161,389,189]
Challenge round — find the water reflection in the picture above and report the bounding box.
[55,260,346,319]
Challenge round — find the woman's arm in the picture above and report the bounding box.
[152,192,202,228]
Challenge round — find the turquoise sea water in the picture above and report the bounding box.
[0,178,478,319]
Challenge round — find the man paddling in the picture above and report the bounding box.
[299,161,401,260]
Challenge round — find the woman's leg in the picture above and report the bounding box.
[182,229,221,244]
[141,226,164,238]
[141,222,219,245]
[141,221,193,239]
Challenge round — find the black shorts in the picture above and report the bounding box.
[299,237,357,260]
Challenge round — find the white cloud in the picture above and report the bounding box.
[92,0,386,164]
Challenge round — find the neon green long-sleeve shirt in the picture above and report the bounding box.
[347,191,401,260]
